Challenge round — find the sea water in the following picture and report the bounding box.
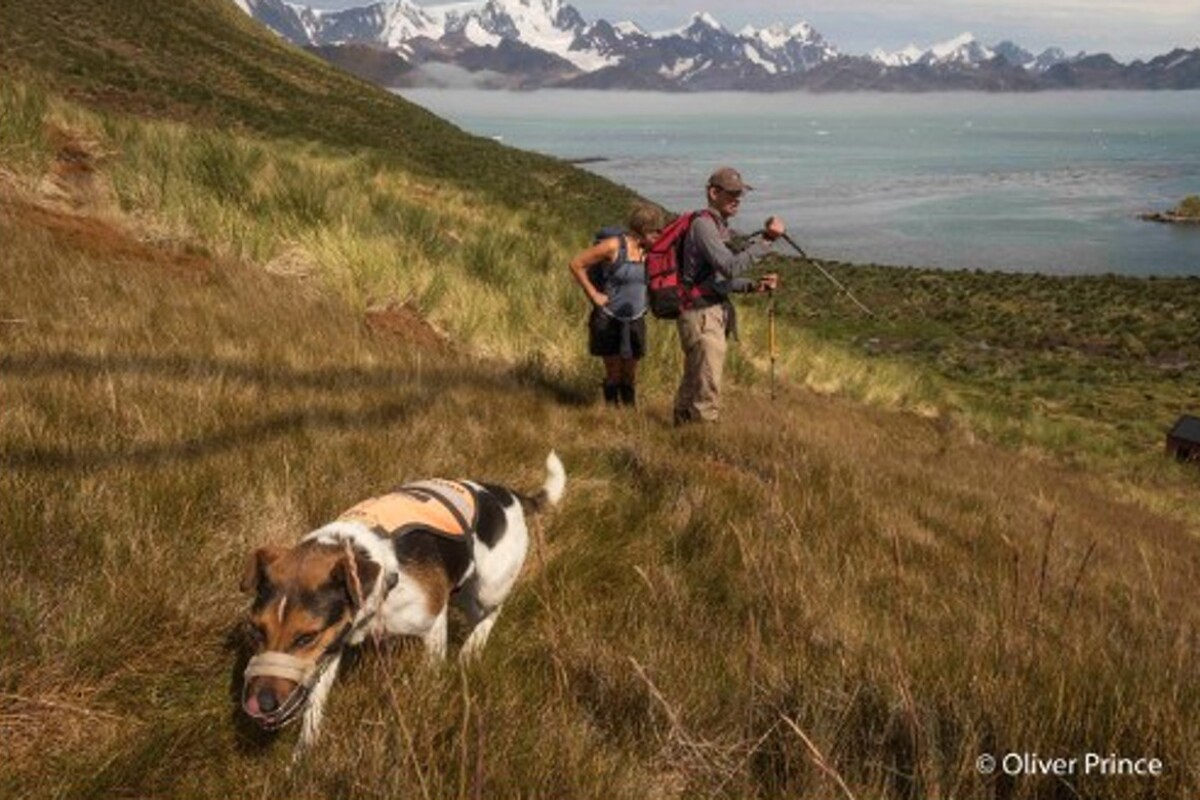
[397,89,1200,276]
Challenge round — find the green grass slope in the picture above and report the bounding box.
[0,0,636,229]
[766,261,1200,480]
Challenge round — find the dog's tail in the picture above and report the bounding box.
[524,450,566,515]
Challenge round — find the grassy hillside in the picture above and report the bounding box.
[765,260,1200,483]
[0,76,654,382]
[5,172,1200,798]
[3,2,1200,798]
[0,0,636,229]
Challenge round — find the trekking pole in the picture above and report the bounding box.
[778,231,875,318]
[767,288,777,400]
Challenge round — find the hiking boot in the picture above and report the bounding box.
[673,408,718,426]
[603,383,620,406]
[618,384,636,407]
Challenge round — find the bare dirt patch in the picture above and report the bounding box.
[1,196,216,275]
[364,300,449,352]
[36,124,117,210]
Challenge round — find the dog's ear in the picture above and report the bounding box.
[333,544,381,610]
[240,546,284,595]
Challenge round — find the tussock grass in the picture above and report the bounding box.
[0,0,635,229]
[1,82,615,381]
[5,194,1200,798]
[0,79,49,171]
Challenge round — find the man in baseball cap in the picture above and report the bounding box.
[673,166,784,425]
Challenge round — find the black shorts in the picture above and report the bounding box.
[588,308,646,359]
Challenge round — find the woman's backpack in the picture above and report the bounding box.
[587,226,626,292]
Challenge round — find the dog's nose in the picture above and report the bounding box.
[256,689,279,714]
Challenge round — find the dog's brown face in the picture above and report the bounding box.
[239,542,380,729]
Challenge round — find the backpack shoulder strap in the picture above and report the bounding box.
[650,211,698,254]
[690,208,717,233]
[615,233,629,265]
[590,227,626,282]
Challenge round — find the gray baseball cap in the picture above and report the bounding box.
[707,166,754,192]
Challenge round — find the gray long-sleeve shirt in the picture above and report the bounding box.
[680,211,775,306]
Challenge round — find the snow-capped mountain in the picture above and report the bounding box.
[871,33,994,67]
[436,0,607,70]
[233,0,323,44]
[869,43,924,68]
[236,0,608,68]
[738,19,838,74]
[232,0,838,87]
[650,12,837,81]
[1030,47,1079,72]
[923,33,994,65]
[554,11,840,89]
[231,1,1196,91]
[870,33,1077,72]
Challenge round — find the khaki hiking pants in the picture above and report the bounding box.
[673,305,728,423]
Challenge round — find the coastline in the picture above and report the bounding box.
[1139,211,1200,225]
[398,88,1200,276]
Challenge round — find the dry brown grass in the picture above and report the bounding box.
[5,179,1200,798]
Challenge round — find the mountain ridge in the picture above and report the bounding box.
[233,0,1200,90]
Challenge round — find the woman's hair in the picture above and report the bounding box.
[627,203,665,238]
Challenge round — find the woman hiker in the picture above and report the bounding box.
[569,203,665,407]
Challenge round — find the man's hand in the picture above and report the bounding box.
[757,273,779,293]
[762,216,786,241]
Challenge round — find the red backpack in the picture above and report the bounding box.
[645,209,713,319]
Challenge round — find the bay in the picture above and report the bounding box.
[398,89,1200,276]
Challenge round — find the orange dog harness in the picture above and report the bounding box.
[338,479,478,540]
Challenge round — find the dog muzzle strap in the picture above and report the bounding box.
[244,651,318,687]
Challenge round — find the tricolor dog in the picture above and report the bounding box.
[239,451,565,748]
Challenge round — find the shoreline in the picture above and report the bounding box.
[1139,211,1200,225]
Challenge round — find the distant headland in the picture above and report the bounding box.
[1141,196,1200,225]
